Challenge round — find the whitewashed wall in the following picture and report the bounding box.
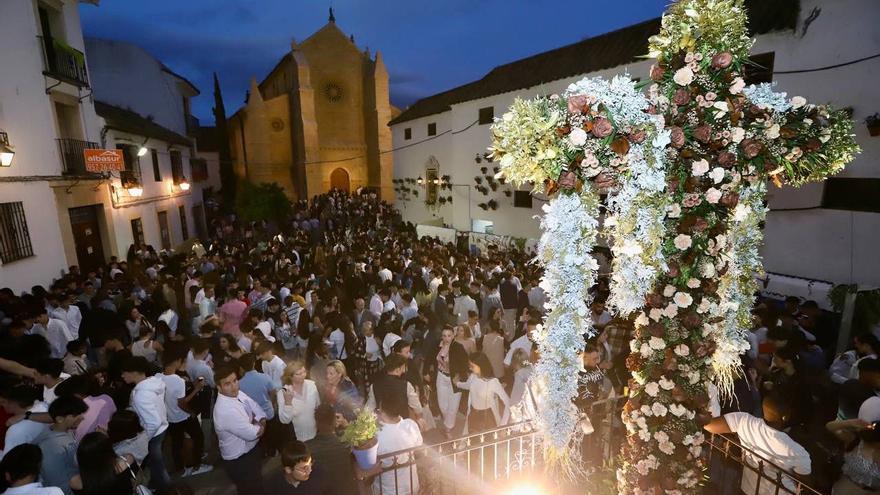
[393,0,880,286]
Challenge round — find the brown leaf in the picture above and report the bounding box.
[610,137,631,155]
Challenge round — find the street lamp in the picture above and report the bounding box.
[136,137,149,157]
[178,176,191,191]
[0,131,15,167]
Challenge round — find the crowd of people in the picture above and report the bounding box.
[0,188,877,495]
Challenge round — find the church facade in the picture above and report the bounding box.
[229,11,395,201]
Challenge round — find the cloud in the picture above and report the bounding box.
[389,70,426,85]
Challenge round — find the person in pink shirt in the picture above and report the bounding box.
[220,288,249,337]
[56,374,116,441]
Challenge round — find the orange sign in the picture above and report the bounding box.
[83,149,125,172]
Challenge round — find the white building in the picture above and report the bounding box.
[390,0,880,290]
[0,0,215,293]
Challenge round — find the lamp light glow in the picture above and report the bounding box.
[178,177,191,191]
[137,146,148,157]
[127,186,144,197]
[0,131,14,167]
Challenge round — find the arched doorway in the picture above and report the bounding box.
[330,167,350,193]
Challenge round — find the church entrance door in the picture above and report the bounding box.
[330,167,350,193]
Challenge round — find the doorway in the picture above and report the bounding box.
[157,211,171,250]
[330,167,350,193]
[68,205,106,274]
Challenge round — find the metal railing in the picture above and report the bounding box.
[365,395,826,495]
[38,36,90,87]
[370,421,542,495]
[704,432,823,495]
[56,138,100,175]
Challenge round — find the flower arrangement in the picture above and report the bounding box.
[341,408,379,449]
[491,0,858,491]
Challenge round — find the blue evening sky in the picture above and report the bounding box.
[79,1,669,122]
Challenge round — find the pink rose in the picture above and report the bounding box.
[740,139,763,159]
[673,89,691,106]
[711,52,733,69]
[717,151,736,168]
[558,170,577,189]
[567,95,588,115]
[650,65,666,82]
[629,129,647,143]
[692,125,712,143]
[669,126,685,148]
[592,118,613,138]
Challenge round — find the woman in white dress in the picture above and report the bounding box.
[456,352,510,434]
[277,361,321,441]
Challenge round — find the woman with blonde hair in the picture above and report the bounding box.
[322,359,362,423]
[455,324,477,355]
[277,361,321,441]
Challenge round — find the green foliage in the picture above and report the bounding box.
[234,181,291,222]
[341,409,379,448]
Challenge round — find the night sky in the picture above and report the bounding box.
[79,1,669,123]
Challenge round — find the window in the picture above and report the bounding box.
[822,178,880,213]
[0,202,34,263]
[179,205,189,240]
[478,107,494,125]
[472,219,493,234]
[130,218,144,246]
[427,123,437,136]
[514,190,533,208]
[404,128,412,140]
[151,149,161,182]
[170,150,184,184]
[116,144,140,185]
[745,52,775,85]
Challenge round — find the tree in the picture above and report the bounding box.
[213,72,236,208]
[235,182,291,223]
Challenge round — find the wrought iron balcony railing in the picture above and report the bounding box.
[56,138,100,175]
[38,36,90,88]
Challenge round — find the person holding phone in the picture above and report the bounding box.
[277,361,321,441]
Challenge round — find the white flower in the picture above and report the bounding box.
[706,187,722,204]
[667,203,682,218]
[686,278,701,289]
[651,403,668,417]
[502,112,514,122]
[791,96,806,109]
[659,376,675,390]
[663,285,676,297]
[649,336,666,350]
[673,292,693,308]
[641,405,653,416]
[701,262,716,278]
[674,234,692,250]
[688,371,700,384]
[654,431,669,443]
[713,100,729,114]
[645,382,660,397]
[730,77,745,94]
[765,123,780,139]
[730,127,745,143]
[697,298,711,314]
[583,166,602,178]
[662,303,679,319]
[674,344,690,357]
[568,127,588,147]
[659,441,676,455]
[733,203,750,222]
[649,308,663,321]
[670,403,689,417]
[709,167,725,184]
[634,312,650,328]
[691,159,709,176]
[640,343,654,358]
[673,66,694,86]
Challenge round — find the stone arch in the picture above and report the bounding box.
[330,167,350,193]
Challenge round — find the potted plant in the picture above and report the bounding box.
[867,113,880,136]
[342,409,380,469]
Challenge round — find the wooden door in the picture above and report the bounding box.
[68,205,105,274]
[157,211,171,250]
[330,167,350,193]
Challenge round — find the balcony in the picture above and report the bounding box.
[57,138,100,175]
[39,36,90,88]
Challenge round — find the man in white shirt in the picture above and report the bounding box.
[28,311,73,359]
[121,356,171,490]
[0,385,50,459]
[452,284,478,325]
[213,365,267,495]
[369,289,391,319]
[160,352,212,477]
[0,443,65,494]
[504,319,538,367]
[49,294,81,340]
[256,343,286,389]
[328,325,347,361]
[34,359,69,405]
[705,395,811,495]
[378,265,393,283]
[186,340,216,388]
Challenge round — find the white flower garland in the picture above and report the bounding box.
[709,181,767,395]
[534,191,599,454]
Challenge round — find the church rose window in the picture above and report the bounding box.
[324,82,343,102]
